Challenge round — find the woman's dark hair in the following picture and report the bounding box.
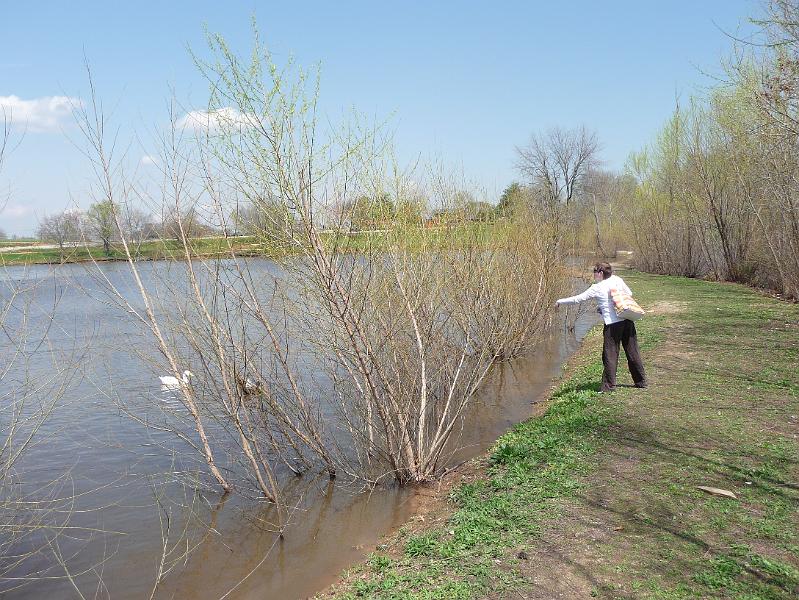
[593,262,612,279]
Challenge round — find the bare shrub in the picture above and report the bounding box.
[186,31,567,485]
[70,28,568,513]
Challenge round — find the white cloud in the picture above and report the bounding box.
[0,202,33,218]
[0,95,81,132]
[176,107,256,132]
[140,155,158,166]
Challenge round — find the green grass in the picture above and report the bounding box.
[0,224,501,266]
[325,270,799,599]
[0,239,37,247]
[0,237,267,265]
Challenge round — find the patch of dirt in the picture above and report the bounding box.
[646,300,687,315]
[486,436,654,599]
[610,250,634,270]
[658,346,696,363]
[492,514,625,599]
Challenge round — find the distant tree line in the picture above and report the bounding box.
[37,201,216,258]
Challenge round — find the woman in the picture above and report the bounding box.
[555,262,647,392]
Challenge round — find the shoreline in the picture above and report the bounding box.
[311,332,599,600]
[314,309,607,599]
[315,269,799,599]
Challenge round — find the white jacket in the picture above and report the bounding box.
[556,274,631,325]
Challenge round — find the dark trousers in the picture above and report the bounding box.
[601,320,647,392]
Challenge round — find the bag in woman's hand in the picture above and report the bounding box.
[610,288,645,321]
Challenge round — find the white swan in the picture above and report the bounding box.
[159,370,193,390]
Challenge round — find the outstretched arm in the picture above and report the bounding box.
[556,285,600,306]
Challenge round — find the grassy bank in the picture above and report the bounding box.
[0,225,499,266]
[321,270,799,599]
[0,236,267,265]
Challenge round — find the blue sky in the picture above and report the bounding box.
[1,0,757,235]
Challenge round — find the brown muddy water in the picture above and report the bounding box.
[1,260,596,599]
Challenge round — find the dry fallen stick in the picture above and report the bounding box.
[697,486,738,500]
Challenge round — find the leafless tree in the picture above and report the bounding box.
[749,0,799,136]
[120,204,155,240]
[232,197,296,238]
[515,126,599,207]
[37,211,84,259]
[160,206,215,239]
